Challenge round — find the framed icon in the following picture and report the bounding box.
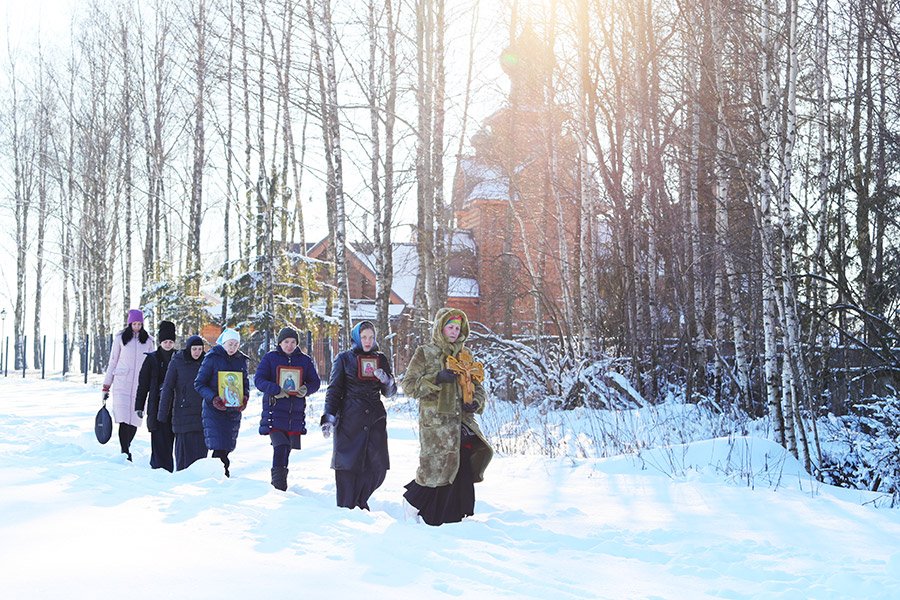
[217,371,244,407]
[357,355,379,381]
[276,365,304,396]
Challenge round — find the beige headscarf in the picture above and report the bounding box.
[431,308,471,414]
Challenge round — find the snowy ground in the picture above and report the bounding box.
[1,377,900,599]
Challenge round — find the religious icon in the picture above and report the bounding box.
[276,365,304,396]
[217,371,244,407]
[446,349,485,407]
[357,355,379,381]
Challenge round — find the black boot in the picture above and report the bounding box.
[271,467,288,491]
[213,450,231,477]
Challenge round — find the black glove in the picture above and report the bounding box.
[136,410,144,419]
[463,400,479,413]
[435,369,458,384]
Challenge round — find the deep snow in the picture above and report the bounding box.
[1,377,899,599]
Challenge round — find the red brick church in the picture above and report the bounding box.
[307,27,582,349]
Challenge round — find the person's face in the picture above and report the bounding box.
[190,345,203,360]
[223,339,240,355]
[360,328,375,352]
[442,320,461,343]
[160,339,176,351]
[130,321,142,332]
[279,337,298,354]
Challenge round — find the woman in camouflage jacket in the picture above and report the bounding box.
[402,307,493,525]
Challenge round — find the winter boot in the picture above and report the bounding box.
[271,467,289,491]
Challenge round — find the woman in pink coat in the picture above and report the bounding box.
[103,309,156,460]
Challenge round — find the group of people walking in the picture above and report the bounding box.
[102,307,493,526]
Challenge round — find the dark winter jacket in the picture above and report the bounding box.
[194,344,250,452]
[254,346,321,435]
[323,326,397,472]
[134,347,175,432]
[159,343,206,434]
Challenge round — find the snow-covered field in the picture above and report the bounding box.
[2,377,899,599]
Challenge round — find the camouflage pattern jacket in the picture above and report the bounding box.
[402,307,493,487]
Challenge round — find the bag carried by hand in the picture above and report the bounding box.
[95,402,113,444]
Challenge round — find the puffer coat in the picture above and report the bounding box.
[402,307,493,487]
[194,344,250,452]
[254,346,321,435]
[324,330,396,472]
[103,330,156,427]
[159,342,206,434]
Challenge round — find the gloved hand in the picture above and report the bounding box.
[136,410,144,419]
[239,395,249,412]
[435,369,458,384]
[274,388,290,399]
[102,386,110,402]
[321,414,335,439]
[463,400,479,413]
[212,397,226,411]
[296,384,308,397]
[374,368,390,385]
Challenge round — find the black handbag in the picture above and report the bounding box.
[95,402,113,444]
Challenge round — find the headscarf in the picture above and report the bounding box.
[350,321,377,352]
[431,308,471,414]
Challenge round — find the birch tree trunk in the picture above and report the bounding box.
[375,0,398,359]
[34,37,49,370]
[759,0,784,445]
[188,0,207,306]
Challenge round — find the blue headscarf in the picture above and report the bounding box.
[350,321,377,352]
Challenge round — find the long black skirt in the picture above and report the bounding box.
[150,422,175,472]
[335,469,387,510]
[174,431,208,471]
[403,444,475,526]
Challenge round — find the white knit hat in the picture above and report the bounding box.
[217,328,240,345]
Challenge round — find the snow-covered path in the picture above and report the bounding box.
[1,378,898,599]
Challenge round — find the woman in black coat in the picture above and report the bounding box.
[135,320,177,472]
[321,321,396,510]
[158,335,208,471]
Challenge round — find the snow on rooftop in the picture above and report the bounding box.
[467,178,518,203]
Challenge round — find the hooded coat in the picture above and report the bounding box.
[159,338,206,434]
[135,346,175,432]
[402,308,493,487]
[194,344,250,452]
[103,329,156,427]
[324,323,397,472]
[254,345,321,435]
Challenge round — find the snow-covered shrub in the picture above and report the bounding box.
[817,394,900,504]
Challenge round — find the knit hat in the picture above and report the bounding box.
[217,328,240,345]
[185,335,205,349]
[127,309,144,324]
[158,320,176,342]
[277,327,299,344]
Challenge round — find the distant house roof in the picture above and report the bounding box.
[354,242,419,305]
